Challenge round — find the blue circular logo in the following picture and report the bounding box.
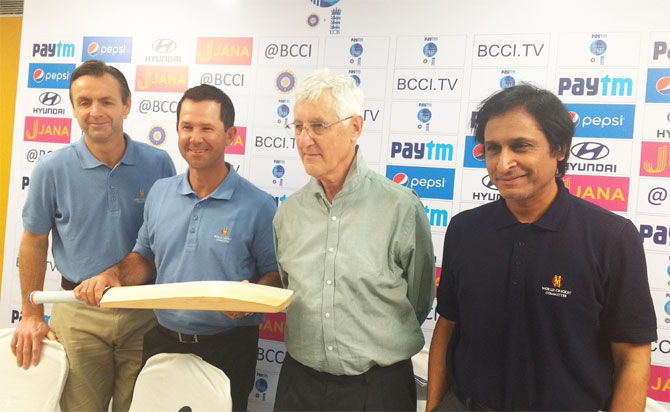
[307,14,319,27]
[148,126,167,146]
[275,71,296,94]
[350,43,363,58]
[272,165,285,179]
[417,108,432,123]
[590,40,607,56]
[310,0,340,7]
[423,42,438,58]
[350,74,361,87]
[255,378,268,393]
[500,75,515,89]
[277,104,290,118]
[665,300,670,316]
[666,264,670,276]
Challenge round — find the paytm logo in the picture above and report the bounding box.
[32,42,75,58]
[424,205,449,228]
[82,37,132,62]
[27,63,75,89]
[565,104,634,139]
[385,166,455,200]
[645,68,670,104]
[558,75,633,97]
[463,136,486,169]
[390,140,453,161]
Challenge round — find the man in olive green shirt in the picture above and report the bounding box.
[272,69,435,411]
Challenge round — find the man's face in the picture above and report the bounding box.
[484,106,564,210]
[293,91,360,183]
[177,99,234,172]
[71,73,130,144]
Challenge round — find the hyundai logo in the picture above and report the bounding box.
[481,175,498,191]
[571,142,610,160]
[39,91,61,106]
[152,38,177,54]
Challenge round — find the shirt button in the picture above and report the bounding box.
[515,260,521,266]
[325,312,331,318]
[512,279,519,285]
[518,241,525,246]
[329,247,334,253]
[327,346,333,351]
[331,216,337,221]
[190,228,195,233]
[326,280,332,285]
[193,216,198,220]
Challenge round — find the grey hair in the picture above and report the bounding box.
[294,69,364,118]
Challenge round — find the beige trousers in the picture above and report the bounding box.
[50,302,156,412]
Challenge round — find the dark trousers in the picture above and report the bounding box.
[141,324,258,412]
[273,352,417,412]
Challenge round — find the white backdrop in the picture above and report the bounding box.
[2,0,669,408]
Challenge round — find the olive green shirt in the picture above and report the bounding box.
[273,149,435,375]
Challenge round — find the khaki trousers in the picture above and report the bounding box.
[50,302,156,412]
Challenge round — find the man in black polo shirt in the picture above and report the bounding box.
[426,84,657,411]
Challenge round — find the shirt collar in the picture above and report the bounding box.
[494,177,569,232]
[177,162,240,200]
[307,145,368,200]
[75,133,137,169]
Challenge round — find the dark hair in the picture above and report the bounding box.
[473,83,574,177]
[176,84,235,130]
[69,60,131,104]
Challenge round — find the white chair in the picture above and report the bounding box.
[645,396,668,412]
[0,327,69,412]
[412,347,430,412]
[129,353,232,412]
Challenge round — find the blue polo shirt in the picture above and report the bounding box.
[23,135,176,283]
[437,178,657,411]
[133,164,278,335]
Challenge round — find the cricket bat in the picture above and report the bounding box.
[29,281,293,313]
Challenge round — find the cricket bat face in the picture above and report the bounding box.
[99,281,293,312]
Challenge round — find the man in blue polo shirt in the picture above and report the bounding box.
[11,60,175,411]
[426,84,657,411]
[77,84,280,411]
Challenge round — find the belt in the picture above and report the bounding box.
[286,352,411,385]
[453,388,496,411]
[61,277,78,290]
[157,323,235,344]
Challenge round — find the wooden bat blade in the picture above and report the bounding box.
[99,281,293,312]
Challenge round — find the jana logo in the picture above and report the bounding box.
[310,0,340,6]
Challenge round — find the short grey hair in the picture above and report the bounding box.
[295,69,364,119]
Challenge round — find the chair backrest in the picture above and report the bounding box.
[645,396,668,412]
[0,328,69,412]
[129,352,232,412]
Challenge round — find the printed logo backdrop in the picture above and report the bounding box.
[2,0,669,409]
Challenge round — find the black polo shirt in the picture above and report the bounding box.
[437,178,657,411]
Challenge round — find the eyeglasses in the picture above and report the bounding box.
[285,116,353,138]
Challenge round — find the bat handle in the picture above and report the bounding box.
[29,290,80,304]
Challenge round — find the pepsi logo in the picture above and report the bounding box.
[393,173,409,186]
[657,77,670,96]
[472,143,485,161]
[568,111,580,125]
[87,42,100,56]
[33,69,45,83]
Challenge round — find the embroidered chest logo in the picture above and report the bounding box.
[552,275,562,288]
[214,226,231,243]
[134,189,147,204]
[541,274,572,299]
